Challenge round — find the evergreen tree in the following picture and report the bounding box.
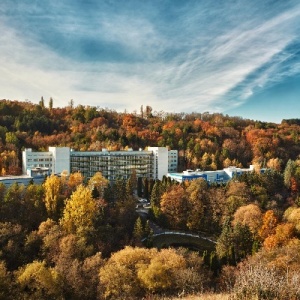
[49,97,53,111]
[284,159,295,189]
[143,177,149,199]
[133,217,144,242]
[137,177,143,197]
[39,96,45,108]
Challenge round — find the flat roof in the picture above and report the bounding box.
[0,175,32,180]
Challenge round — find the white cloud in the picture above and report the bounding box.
[0,1,300,115]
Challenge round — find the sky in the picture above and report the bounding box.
[1,0,300,123]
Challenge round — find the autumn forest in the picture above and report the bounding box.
[1,98,300,299]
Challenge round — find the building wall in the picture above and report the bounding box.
[148,147,169,180]
[70,150,153,181]
[49,147,70,175]
[0,175,45,187]
[22,148,53,174]
[23,146,174,182]
[168,150,178,172]
[168,166,265,183]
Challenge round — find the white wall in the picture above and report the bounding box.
[148,147,169,180]
[22,148,53,174]
[49,147,70,175]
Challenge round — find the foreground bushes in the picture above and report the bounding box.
[226,239,300,299]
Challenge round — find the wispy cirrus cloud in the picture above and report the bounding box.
[0,0,300,118]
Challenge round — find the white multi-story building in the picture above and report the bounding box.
[22,146,177,181]
[22,147,70,175]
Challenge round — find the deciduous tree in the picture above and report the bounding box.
[60,185,98,237]
[43,175,62,220]
[160,185,188,229]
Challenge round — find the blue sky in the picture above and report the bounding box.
[1,0,300,123]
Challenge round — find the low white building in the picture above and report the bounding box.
[168,165,265,183]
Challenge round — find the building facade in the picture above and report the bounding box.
[167,165,266,184]
[70,149,154,181]
[22,146,177,181]
[167,150,178,173]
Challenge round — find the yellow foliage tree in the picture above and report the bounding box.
[60,185,98,236]
[17,260,63,299]
[99,246,154,299]
[232,204,262,236]
[88,171,109,198]
[283,206,300,233]
[43,175,62,219]
[138,248,186,293]
[67,171,84,193]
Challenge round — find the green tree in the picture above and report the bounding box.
[284,159,295,189]
[23,184,47,230]
[49,97,53,111]
[0,261,12,300]
[133,217,144,243]
[2,182,25,223]
[0,222,26,270]
[225,181,250,218]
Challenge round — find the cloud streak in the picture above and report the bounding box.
[0,0,300,117]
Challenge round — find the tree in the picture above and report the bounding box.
[22,184,47,230]
[138,248,186,293]
[16,260,63,299]
[232,204,262,236]
[39,96,45,108]
[5,132,18,146]
[186,178,208,231]
[67,172,84,195]
[258,210,278,241]
[0,222,26,270]
[0,261,12,300]
[143,177,149,199]
[88,172,108,198]
[49,97,53,111]
[133,217,144,244]
[283,206,300,233]
[284,159,295,189]
[216,220,235,264]
[1,182,25,223]
[60,185,98,236]
[99,247,154,299]
[43,175,62,220]
[233,240,300,299]
[52,234,102,300]
[160,185,188,229]
[263,223,295,251]
[225,181,250,218]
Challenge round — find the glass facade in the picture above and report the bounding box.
[70,151,154,181]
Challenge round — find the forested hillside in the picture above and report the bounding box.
[1,98,300,299]
[0,98,300,175]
